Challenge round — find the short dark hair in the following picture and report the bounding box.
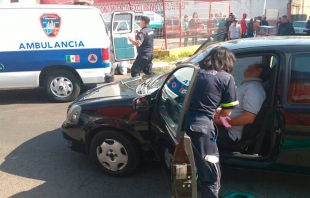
[141,16,150,25]
[203,46,236,73]
[282,15,287,19]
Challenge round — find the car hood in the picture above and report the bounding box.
[74,75,158,103]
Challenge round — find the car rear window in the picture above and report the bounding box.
[288,54,310,104]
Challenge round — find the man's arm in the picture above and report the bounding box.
[228,26,231,40]
[214,111,256,126]
[128,36,141,47]
[239,27,242,38]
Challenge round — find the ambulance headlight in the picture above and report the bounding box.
[66,105,81,124]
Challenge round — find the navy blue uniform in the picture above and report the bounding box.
[131,26,154,77]
[185,69,238,197]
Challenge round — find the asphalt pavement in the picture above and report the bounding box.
[1,76,310,198]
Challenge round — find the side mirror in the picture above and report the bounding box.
[133,95,151,112]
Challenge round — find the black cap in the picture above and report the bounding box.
[233,18,238,22]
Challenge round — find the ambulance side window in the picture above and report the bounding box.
[113,13,133,33]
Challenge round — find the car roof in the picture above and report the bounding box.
[215,36,310,51]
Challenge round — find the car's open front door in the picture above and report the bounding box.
[163,64,199,198]
[111,11,137,61]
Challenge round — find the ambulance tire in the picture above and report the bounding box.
[105,71,115,83]
[44,70,81,103]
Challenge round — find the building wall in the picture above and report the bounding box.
[225,0,289,20]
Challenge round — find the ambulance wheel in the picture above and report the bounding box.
[105,72,115,83]
[44,70,81,103]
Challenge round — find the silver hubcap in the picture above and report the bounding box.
[164,148,172,170]
[50,77,73,98]
[96,139,128,171]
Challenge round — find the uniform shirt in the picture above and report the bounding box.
[228,78,266,141]
[136,26,154,54]
[189,69,238,120]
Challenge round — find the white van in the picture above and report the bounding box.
[0,4,122,102]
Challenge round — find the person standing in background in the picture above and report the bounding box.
[276,17,282,35]
[189,12,201,45]
[228,18,241,40]
[247,18,254,37]
[278,15,295,36]
[224,14,234,41]
[128,16,155,77]
[260,16,269,26]
[182,15,189,46]
[240,13,247,38]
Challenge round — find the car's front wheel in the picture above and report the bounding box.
[90,130,140,177]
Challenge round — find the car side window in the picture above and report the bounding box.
[158,67,194,136]
[288,54,310,104]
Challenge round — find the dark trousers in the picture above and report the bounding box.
[131,53,154,77]
[247,32,254,37]
[187,130,221,198]
[184,31,189,47]
[185,113,221,198]
[192,32,198,45]
[217,126,236,143]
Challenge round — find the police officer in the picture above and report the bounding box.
[185,46,238,197]
[128,16,155,77]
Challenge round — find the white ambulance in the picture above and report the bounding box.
[0,5,137,102]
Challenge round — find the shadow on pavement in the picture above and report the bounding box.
[0,85,97,105]
[0,128,170,198]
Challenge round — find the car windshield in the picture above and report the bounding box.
[136,73,170,94]
[293,22,306,27]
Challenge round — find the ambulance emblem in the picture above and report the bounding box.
[40,13,61,37]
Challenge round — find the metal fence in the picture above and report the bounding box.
[96,0,230,50]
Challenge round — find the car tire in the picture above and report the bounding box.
[90,129,140,177]
[43,70,81,103]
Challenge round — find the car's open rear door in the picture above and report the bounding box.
[111,11,137,61]
[170,64,200,198]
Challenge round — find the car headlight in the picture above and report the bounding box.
[66,105,81,124]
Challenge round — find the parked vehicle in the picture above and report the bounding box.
[0,4,125,102]
[293,21,308,35]
[255,26,277,37]
[165,16,181,37]
[62,35,310,196]
[135,11,163,36]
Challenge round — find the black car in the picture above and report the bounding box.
[62,36,310,196]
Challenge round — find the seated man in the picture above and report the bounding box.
[214,64,266,143]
